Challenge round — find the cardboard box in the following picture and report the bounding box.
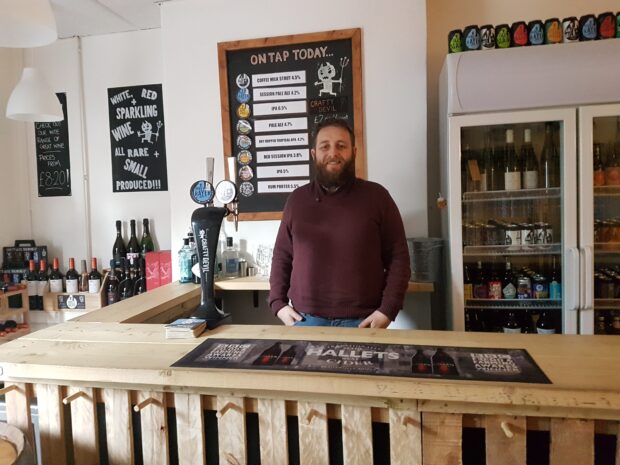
[159,250,172,286]
[145,250,172,290]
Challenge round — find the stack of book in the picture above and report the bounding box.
[164,318,207,339]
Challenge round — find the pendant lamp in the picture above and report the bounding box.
[0,0,58,48]
[6,67,63,122]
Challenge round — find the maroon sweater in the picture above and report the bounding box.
[269,178,410,320]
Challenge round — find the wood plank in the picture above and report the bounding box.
[4,383,33,446]
[422,412,462,465]
[389,408,421,465]
[103,388,134,465]
[341,405,373,465]
[136,390,168,465]
[66,386,99,465]
[485,415,526,465]
[550,418,594,465]
[36,383,67,465]
[216,395,246,465]
[298,401,329,465]
[174,393,205,465]
[257,398,288,465]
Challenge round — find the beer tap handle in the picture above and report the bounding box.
[233,201,239,232]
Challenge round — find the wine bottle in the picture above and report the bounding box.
[593,143,606,187]
[126,219,140,266]
[504,128,521,190]
[463,265,473,300]
[88,258,102,294]
[140,218,155,258]
[118,261,134,300]
[502,312,522,333]
[79,259,89,292]
[26,259,39,310]
[473,261,488,298]
[48,257,64,293]
[521,128,539,189]
[36,259,48,310]
[106,260,119,305]
[481,130,496,191]
[539,123,560,188]
[133,259,146,296]
[112,220,127,267]
[65,258,79,293]
[536,310,556,334]
[493,129,505,190]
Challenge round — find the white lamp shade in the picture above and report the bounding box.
[0,0,58,48]
[6,67,63,122]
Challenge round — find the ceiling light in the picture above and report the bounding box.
[0,0,58,48]
[6,67,63,122]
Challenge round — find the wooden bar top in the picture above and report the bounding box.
[0,321,619,416]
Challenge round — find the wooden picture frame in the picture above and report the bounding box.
[218,28,365,221]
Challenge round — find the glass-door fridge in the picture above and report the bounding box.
[579,104,620,335]
[443,109,578,334]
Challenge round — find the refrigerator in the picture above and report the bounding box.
[439,39,620,335]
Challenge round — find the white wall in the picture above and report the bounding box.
[161,0,430,327]
[0,49,31,249]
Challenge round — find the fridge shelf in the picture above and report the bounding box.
[594,186,620,197]
[594,243,620,254]
[462,188,560,203]
[465,299,561,310]
[594,299,620,310]
[463,244,561,256]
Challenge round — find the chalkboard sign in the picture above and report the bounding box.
[218,29,364,220]
[108,84,168,192]
[35,92,71,197]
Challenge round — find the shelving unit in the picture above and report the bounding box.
[462,187,561,203]
[465,298,562,310]
[463,243,561,256]
[593,185,620,197]
[0,288,31,343]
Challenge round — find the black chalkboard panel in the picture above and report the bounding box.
[218,29,364,220]
[108,84,168,192]
[35,92,71,197]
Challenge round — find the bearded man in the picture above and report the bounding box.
[268,119,410,328]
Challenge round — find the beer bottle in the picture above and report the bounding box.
[539,123,560,188]
[504,129,521,191]
[536,310,556,334]
[593,143,606,187]
[502,312,522,333]
[463,265,473,300]
[612,315,620,335]
[549,256,562,300]
[432,349,458,376]
[487,263,502,300]
[252,342,282,366]
[473,261,489,299]
[481,131,496,191]
[502,261,517,299]
[275,345,296,365]
[595,315,608,335]
[493,129,506,190]
[521,128,539,189]
[411,350,433,374]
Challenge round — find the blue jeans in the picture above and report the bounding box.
[293,312,364,327]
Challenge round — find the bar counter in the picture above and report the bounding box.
[0,283,618,465]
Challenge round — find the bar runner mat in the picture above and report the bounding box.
[172,338,551,384]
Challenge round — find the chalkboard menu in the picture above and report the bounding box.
[218,29,364,220]
[35,92,71,197]
[108,84,168,192]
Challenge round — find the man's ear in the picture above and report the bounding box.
[310,148,316,160]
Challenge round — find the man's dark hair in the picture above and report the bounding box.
[311,118,355,149]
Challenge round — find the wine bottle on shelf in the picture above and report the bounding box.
[118,261,134,300]
[539,123,560,188]
[106,260,119,305]
[133,259,146,296]
[88,258,102,294]
[593,143,606,187]
[504,128,521,190]
[521,128,539,189]
[493,129,505,190]
[79,259,89,292]
[26,259,39,310]
[502,312,522,333]
[112,220,127,267]
[480,132,494,191]
[502,260,517,299]
[487,263,502,300]
[140,218,155,259]
[473,261,488,298]
[48,258,64,293]
[36,259,48,310]
[536,310,556,334]
[463,265,473,300]
[65,258,79,293]
[126,219,140,266]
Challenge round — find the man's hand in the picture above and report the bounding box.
[359,310,391,329]
[276,305,303,326]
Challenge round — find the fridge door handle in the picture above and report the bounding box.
[580,247,585,310]
[583,246,593,311]
[568,247,580,312]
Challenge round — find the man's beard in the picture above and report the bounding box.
[314,156,356,189]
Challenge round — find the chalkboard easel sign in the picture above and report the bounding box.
[35,92,71,197]
[218,28,364,221]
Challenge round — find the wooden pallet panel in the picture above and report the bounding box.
[216,396,246,465]
[36,383,67,465]
[389,408,422,465]
[4,383,33,446]
[103,388,134,465]
[342,405,373,465]
[550,418,594,465]
[66,387,99,465]
[422,412,462,465]
[136,390,168,465]
[174,393,206,465]
[258,398,288,465]
[298,401,329,465]
[485,415,526,465]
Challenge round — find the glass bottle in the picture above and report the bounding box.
[118,261,134,300]
[536,310,556,334]
[126,219,141,266]
[549,256,562,300]
[539,123,560,188]
[26,259,39,310]
[605,142,620,186]
[88,258,102,294]
[79,259,89,292]
[463,265,473,300]
[487,262,502,300]
[133,259,146,296]
[48,257,64,293]
[595,315,608,335]
[65,258,79,293]
[502,260,517,299]
[502,312,522,333]
[140,218,155,259]
[36,259,48,310]
[473,261,488,299]
[504,128,521,190]
[106,260,119,305]
[222,237,240,279]
[178,238,193,284]
[593,143,606,187]
[481,131,495,191]
[521,128,539,189]
[112,220,127,267]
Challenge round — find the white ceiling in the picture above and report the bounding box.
[51,0,162,38]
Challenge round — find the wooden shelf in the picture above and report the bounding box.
[0,288,29,326]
